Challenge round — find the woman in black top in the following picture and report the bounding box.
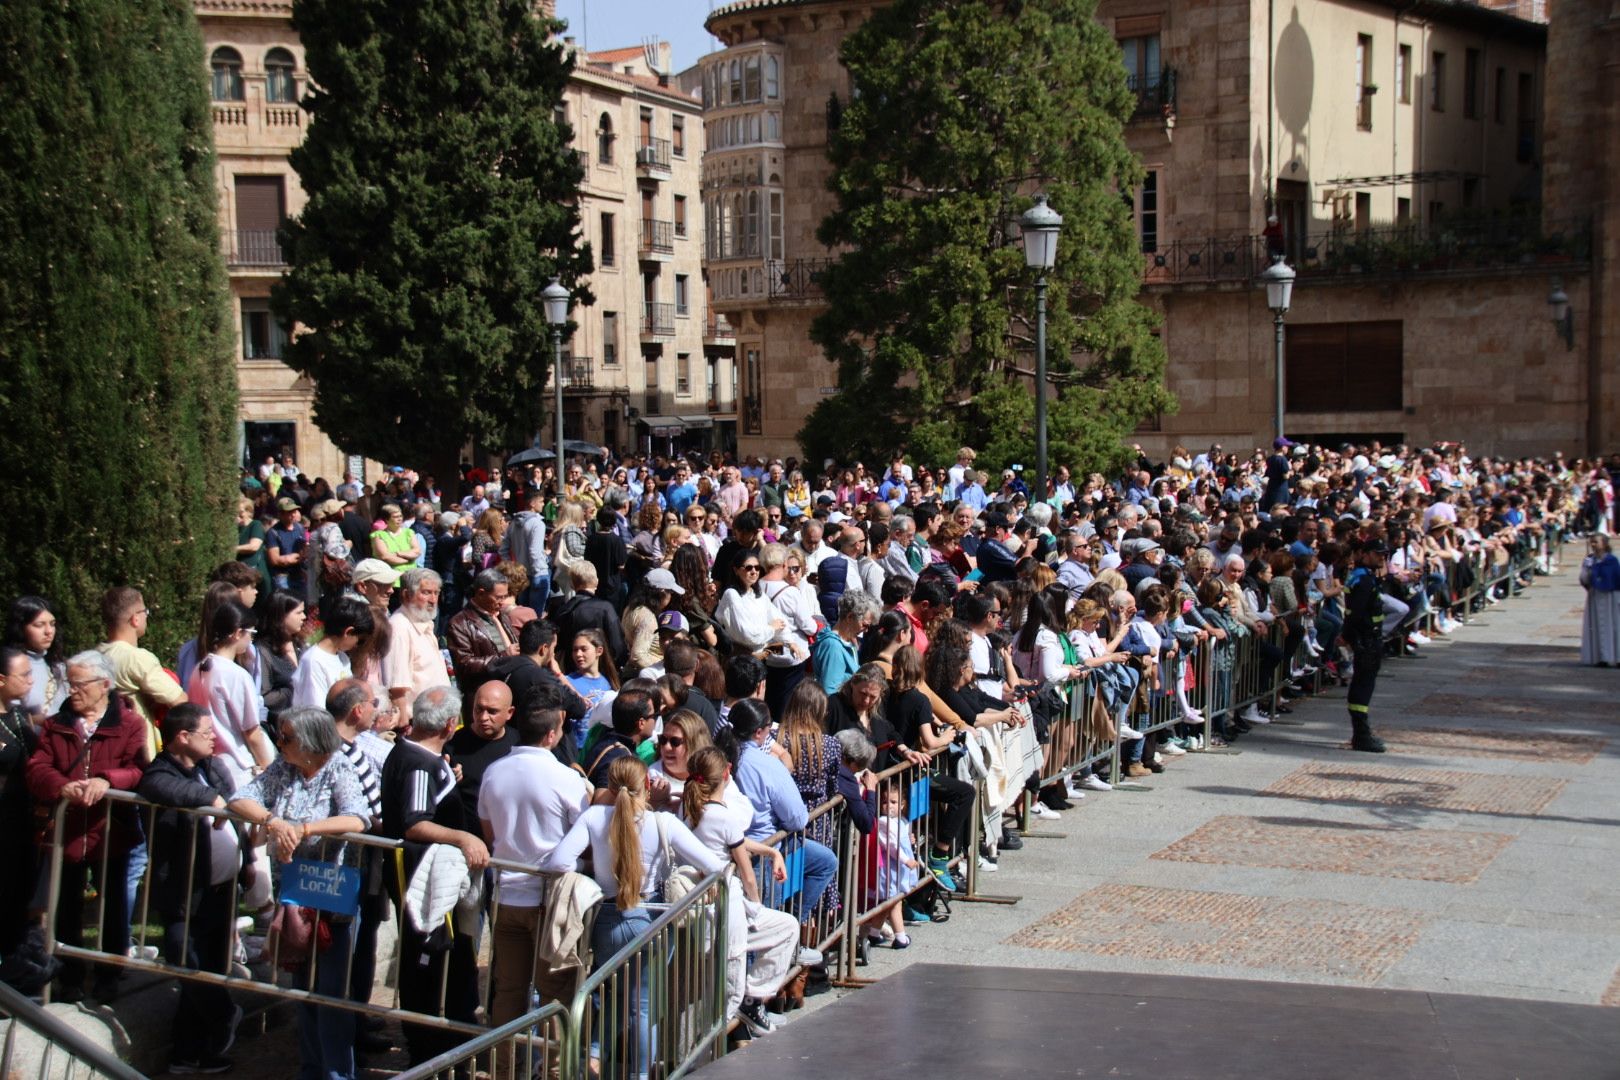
[0,646,42,987]
[887,646,976,877]
[824,664,921,772]
[255,592,307,726]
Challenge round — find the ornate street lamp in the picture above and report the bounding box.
[1020,194,1062,504]
[1258,255,1296,444]
[542,279,570,470]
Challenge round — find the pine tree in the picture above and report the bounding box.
[803,0,1175,477]
[0,0,238,658]
[275,0,590,473]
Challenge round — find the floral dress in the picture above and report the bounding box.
[786,731,842,912]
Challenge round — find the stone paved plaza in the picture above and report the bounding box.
[844,560,1620,1007]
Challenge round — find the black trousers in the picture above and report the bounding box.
[928,775,975,855]
[1348,643,1382,718]
[163,883,235,1060]
[398,927,480,1065]
[55,853,130,989]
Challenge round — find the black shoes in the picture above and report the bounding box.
[1350,717,1387,753]
[999,828,1024,851]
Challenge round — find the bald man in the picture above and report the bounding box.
[445,680,516,823]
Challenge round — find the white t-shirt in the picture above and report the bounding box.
[540,806,725,900]
[292,646,351,710]
[969,633,1003,700]
[186,654,265,785]
[478,746,591,908]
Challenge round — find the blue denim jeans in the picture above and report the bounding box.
[521,575,551,617]
[797,837,837,920]
[297,918,356,1080]
[590,905,655,1080]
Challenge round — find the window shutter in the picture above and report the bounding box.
[234,176,285,231]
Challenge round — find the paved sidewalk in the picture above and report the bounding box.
[845,562,1620,1007]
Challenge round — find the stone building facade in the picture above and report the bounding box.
[699,0,1608,462]
[195,1,726,482]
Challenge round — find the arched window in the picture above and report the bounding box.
[765,56,780,99]
[211,47,244,102]
[264,47,296,103]
[597,113,614,164]
[744,56,761,101]
[745,191,760,255]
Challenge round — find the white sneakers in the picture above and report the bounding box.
[1030,802,1062,821]
[1240,703,1270,725]
[1118,721,1144,740]
[1409,630,1432,646]
[1179,708,1206,725]
[1160,741,1187,757]
[1078,774,1112,791]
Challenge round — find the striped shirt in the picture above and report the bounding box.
[339,738,383,827]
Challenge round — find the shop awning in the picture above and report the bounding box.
[636,414,715,435]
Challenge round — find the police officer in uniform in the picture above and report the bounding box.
[1342,539,1389,752]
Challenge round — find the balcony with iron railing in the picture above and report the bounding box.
[223,229,286,268]
[1127,68,1176,125]
[1140,217,1590,288]
[636,136,672,175]
[558,355,595,390]
[641,301,676,336]
[768,258,834,302]
[705,310,736,345]
[639,219,675,259]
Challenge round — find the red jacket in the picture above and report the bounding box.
[27,695,147,862]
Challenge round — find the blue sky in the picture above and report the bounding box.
[555,0,728,73]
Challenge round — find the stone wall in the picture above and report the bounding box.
[1142,267,1594,459]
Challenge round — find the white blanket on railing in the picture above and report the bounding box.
[405,843,485,935]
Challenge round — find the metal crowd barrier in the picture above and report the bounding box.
[563,872,729,1080]
[396,1002,568,1080]
[40,788,544,1037]
[0,980,145,1080]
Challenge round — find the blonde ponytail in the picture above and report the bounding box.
[606,756,648,910]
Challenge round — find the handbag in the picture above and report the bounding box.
[266,902,332,971]
[654,813,705,904]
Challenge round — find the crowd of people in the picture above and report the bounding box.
[0,438,1613,1078]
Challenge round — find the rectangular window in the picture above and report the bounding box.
[1464,49,1481,119]
[1355,192,1371,232]
[677,353,691,395]
[1356,34,1374,131]
[744,56,762,101]
[1285,321,1403,413]
[1493,67,1506,123]
[240,298,288,360]
[1431,50,1446,111]
[768,192,784,260]
[603,311,619,365]
[672,115,685,157]
[644,353,660,415]
[1132,170,1159,254]
[744,349,761,434]
[675,274,690,316]
[1517,72,1535,162]
[1397,44,1412,104]
[1396,197,1411,226]
[674,195,687,237]
[1119,34,1162,112]
[707,356,719,407]
[600,212,615,267]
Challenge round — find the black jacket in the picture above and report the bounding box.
[137,753,241,916]
[552,594,627,665]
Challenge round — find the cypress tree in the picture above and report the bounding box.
[0,0,238,658]
[274,0,590,474]
[804,0,1176,476]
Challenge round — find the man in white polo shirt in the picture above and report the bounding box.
[478,706,592,1034]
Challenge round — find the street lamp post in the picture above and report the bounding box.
[1020,194,1062,505]
[1548,280,1575,351]
[542,279,570,475]
[1259,255,1296,444]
